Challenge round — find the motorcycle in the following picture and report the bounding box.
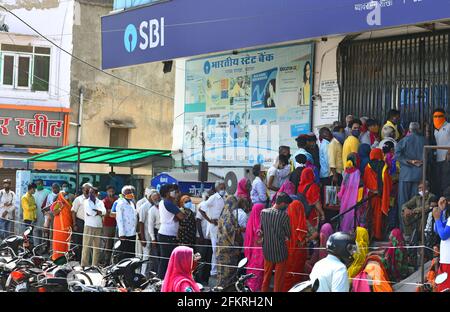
[198,258,254,292]
[288,279,320,292]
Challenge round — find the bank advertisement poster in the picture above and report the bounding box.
[183,43,314,167]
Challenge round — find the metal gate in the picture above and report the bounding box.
[337,30,450,128]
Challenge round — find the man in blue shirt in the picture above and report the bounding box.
[433,189,450,292]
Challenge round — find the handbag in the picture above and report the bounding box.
[323,184,341,211]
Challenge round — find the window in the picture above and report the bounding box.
[110,128,129,148]
[0,44,50,91]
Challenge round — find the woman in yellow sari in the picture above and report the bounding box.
[348,227,369,279]
[51,190,73,261]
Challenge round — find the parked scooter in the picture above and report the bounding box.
[288,279,320,292]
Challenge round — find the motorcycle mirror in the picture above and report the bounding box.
[436,273,448,285]
[24,227,32,236]
[197,283,204,291]
[238,258,248,268]
[312,279,320,292]
[114,240,121,249]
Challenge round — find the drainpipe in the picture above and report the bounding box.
[75,87,84,194]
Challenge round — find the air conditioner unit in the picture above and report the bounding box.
[209,167,252,195]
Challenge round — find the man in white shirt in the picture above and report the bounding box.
[139,189,159,276]
[0,179,16,239]
[310,232,356,292]
[199,181,226,277]
[267,155,290,202]
[135,187,153,260]
[148,191,161,273]
[33,179,51,247]
[81,187,106,267]
[71,183,92,261]
[157,184,185,278]
[116,185,138,262]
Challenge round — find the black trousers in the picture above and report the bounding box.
[150,229,160,273]
[72,218,84,261]
[118,235,136,262]
[23,220,34,246]
[157,233,178,279]
[436,161,450,197]
[194,238,213,285]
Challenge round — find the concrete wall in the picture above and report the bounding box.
[0,0,74,109]
[70,0,175,176]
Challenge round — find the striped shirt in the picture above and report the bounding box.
[260,207,291,263]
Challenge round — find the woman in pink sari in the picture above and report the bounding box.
[236,178,251,201]
[271,180,296,205]
[162,246,200,292]
[244,203,265,292]
[338,153,362,232]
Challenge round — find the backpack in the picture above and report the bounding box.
[298,184,314,218]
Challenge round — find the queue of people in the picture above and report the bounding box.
[1,108,450,293]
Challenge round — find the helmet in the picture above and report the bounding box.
[326,232,357,266]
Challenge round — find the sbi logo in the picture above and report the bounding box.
[124,24,138,52]
[123,17,165,53]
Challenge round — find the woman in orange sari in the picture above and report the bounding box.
[283,200,308,291]
[51,190,73,261]
[363,148,392,241]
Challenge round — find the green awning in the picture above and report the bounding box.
[25,145,172,166]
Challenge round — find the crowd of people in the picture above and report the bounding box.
[1,108,450,292]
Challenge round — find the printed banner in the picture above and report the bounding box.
[183,44,314,167]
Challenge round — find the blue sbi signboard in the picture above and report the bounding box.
[102,0,450,69]
[151,173,214,197]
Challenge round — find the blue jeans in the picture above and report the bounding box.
[0,219,10,239]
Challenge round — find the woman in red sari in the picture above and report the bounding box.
[363,148,392,241]
[51,190,73,261]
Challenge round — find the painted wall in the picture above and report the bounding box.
[0,0,74,109]
[70,0,175,176]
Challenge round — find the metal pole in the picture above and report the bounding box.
[420,146,427,286]
[76,145,81,195]
[200,131,205,195]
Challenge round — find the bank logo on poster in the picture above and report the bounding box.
[183,43,314,167]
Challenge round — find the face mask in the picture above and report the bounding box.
[63,187,69,193]
[352,130,360,137]
[154,200,160,207]
[219,190,226,197]
[124,193,134,200]
[169,191,177,198]
[418,191,424,197]
[37,185,44,191]
[184,202,193,210]
[333,132,345,145]
[434,115,446,130]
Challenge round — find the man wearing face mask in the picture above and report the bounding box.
[0,179,16,240]
[81,187,106,267]
[148,190,161,273]
[344,115,354,138]
[328,126,345,185]
[199,181,226,278]
[116,185,138,262]
[32,179,51,247]
[138,188,157,276]
[158,184,185,278]
[382,109,402,141]
[71,183,92,261]
[402,182,436,242]
[433,108,450,197]
[342,120,361,168]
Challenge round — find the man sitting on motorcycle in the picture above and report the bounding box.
[309,232,357,292]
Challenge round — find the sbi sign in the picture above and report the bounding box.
[123,17,165,53]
